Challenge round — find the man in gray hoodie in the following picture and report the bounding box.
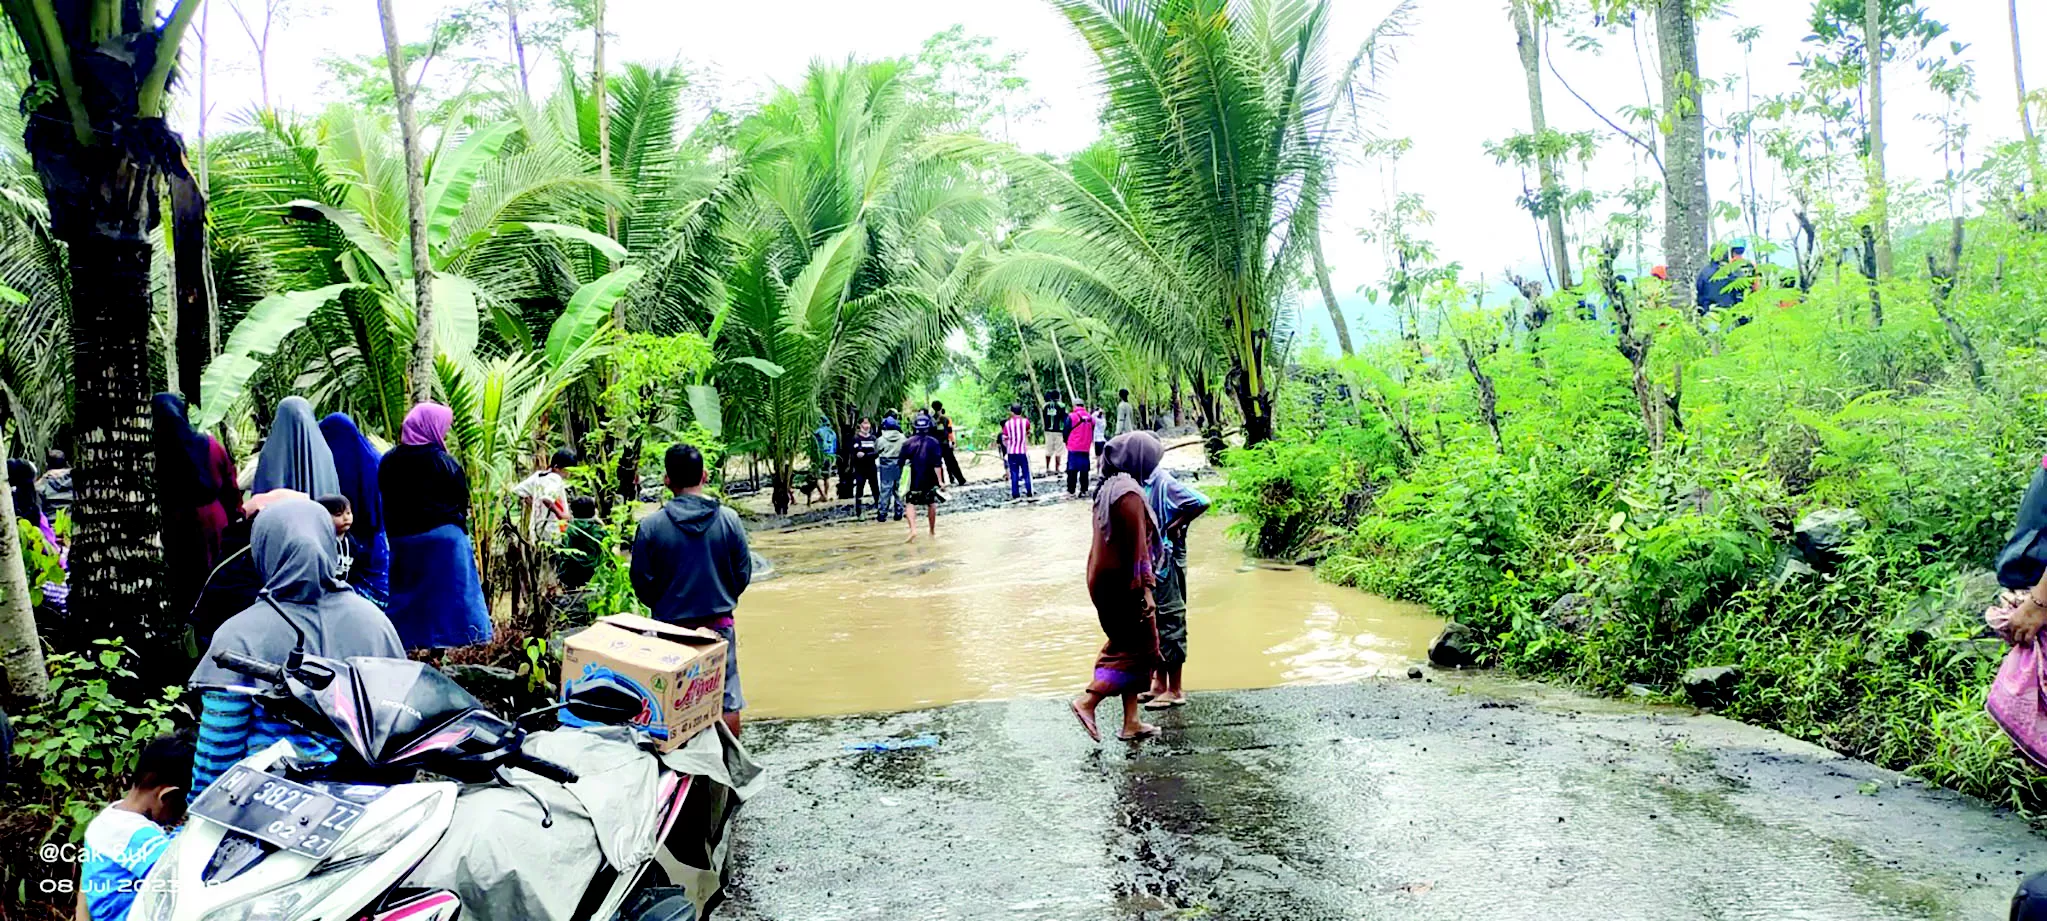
[631,443,753,735]
[874,414,909,523]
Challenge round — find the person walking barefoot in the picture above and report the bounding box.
[1141,466,1209,709]
[901,415,947,543]
[1072,432,1166,743]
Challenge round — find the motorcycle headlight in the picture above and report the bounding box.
[198,866,356,921]
[134,846,181,921]
[200,792,443,921]
[319,792,443,868]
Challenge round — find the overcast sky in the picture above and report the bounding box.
[185,0,2045,333]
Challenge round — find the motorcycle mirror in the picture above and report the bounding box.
[563,680,642,725]
[256,590,308,672]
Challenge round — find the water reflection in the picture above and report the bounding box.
[739,498,1441,719]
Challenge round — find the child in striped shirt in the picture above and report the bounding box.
[82,735,191,921]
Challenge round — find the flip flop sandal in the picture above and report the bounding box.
[1142,697,1175,711]
[1136,691,1161,703]
[1118,726,1162,742]
[1071,702,1101,743]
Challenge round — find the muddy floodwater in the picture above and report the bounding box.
[719,489,2047,920]
[738,498,1439,719]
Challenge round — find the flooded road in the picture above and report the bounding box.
[724,682,2045,920]
[715,488,2047,919]
[739,496,1440,719]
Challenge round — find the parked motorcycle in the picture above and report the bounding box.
[131,597,747,921]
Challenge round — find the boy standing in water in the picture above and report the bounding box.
[901,416,947,542]
[1142,466,1210,709]
[933,400,968,486]
[1065,399,1095,497]
[1000,403,1034,500]
[1041,391,1068,477]
[848,419,880,518]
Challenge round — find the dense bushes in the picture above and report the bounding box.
[1221,212,2047,809]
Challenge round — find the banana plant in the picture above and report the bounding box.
[438,264,639,609]
[197,111,625,437]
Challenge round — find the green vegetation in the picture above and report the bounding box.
[1221,206,2047,809]
[0,2,2045,906]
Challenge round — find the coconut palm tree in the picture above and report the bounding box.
[713,58,995,512]
[966,139,1219,435]
[547,61,739,335]
[945,0,1355,445]
[0,0,207,650]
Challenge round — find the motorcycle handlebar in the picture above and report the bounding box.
[211,651,287,686]
[509,752,579,784]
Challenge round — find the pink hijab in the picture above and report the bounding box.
[400,403,454,448]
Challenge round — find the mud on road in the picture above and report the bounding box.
[721,679,2042,920]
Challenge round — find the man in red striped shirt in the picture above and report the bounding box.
[1000,403,1034,500]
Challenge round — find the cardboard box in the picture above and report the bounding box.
[558,613,727,751]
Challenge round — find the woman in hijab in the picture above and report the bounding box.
[379,402,491,650]
[318,413,390,607]
[153,393,247,615]
[1071,431,1165,743]
[254,396,340,497]
[188,497,404,796]
[7,459,58,555]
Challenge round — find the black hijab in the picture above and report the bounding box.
[152,393,219,506]
[7,459,41,523]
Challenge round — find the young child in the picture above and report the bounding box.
[83,734,192,921]
[315,494,356,583]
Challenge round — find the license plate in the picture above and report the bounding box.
[190,766,372,859]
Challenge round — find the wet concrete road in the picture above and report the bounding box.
[721,679,2043,920]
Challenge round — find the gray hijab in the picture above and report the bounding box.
[254,396,340,497]
[190,497,404,688]
[1094,431,1164,539]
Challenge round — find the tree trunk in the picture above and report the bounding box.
[1655,0,1709,301]
[67,235,171,652]
[771,461,792,516]
[2014,0,2045,194]
[508,0,531,102]
[1859,223,1883,328]
[1188,373,1226,463]
[1597,239,1662,451]
[594,0,618,277]
[1230,362,1273,446]
[198,3,210,188]
[0,471,49,703]
[1047,328,1076,399]
[1009,311,1043,403]
[1230,291,1274,446]
[170,173,216,404]
[1865,0,1893,277]
[1511,0,1573,290]
[1928,217,1984,388]
[1458,337,1502,453]
[1309,226,1355,357]
[378,0,439,404]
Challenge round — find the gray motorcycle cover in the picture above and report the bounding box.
[401,724,763,921]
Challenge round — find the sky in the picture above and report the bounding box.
[184,0,2046,339]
